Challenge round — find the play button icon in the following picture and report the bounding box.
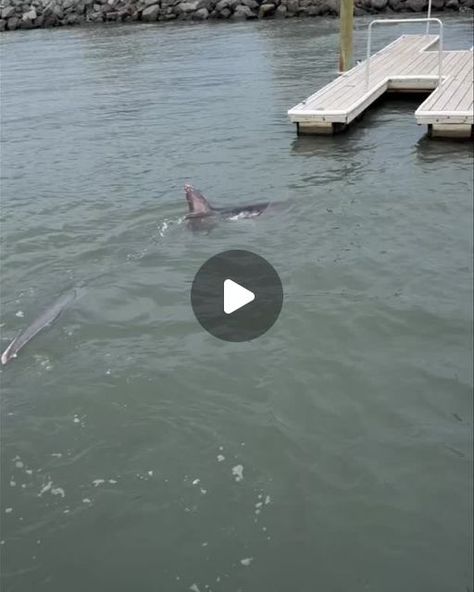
[223,279,255,315]
[191,250,283,342]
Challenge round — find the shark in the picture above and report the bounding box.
[1,289,79,365]
[184,184,271,230]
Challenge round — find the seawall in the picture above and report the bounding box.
[0,0,472,32]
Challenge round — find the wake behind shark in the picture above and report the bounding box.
[184,184,271,228]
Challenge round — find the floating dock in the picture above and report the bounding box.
[288,25,473,139]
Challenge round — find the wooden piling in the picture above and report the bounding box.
[339,0,354,72]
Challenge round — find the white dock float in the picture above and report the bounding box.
[288,28,473,139]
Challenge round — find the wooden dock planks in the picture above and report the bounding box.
[288,34,473,138]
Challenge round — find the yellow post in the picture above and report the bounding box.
[339,0,354,72]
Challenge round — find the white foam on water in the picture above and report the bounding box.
[25,469,32,475]
[82,498,92,504]
[158,221,169,237]
[217,455,225,462]
[232,465,244,482]
[240,557,253,566]
[51,453,62,458]
[15,461,24,468]
[92,479,105,487]
[192,479,200,486]
[255,502,263,509]
[147,470,153,477]
[108,479,117,484]
[15,311,24,318]
[51,487,65,498]
[73,415,80,424]
[264,495,271,505]
[201,542,208,547]
[38,481,53,496]
[5,508,13,514]
[9,481,16,487]
[189,584,200,592]
[200,488,207,495]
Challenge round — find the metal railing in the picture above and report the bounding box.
[365,17,444,91]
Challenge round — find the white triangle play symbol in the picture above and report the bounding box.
[223,279,255,315]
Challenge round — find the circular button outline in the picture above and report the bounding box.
[191,249,283,342]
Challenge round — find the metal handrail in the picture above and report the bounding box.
[365,17,443,91]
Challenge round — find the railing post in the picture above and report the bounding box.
[426,0,432,34]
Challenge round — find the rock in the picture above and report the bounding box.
[240,0,257,6]
[62,0,75,9]
[197,0,213,8]
[89,9,104,19]
[65,11,79,22]
[258,2,275,15]
[275,3,286,14]
[143,0,158,5]
[325,0,339,12]
[215,0,228,9]
[406,0,425,9]
[21,7,36,25]
[446,0,459,7]
[286,0,298,11]
[192,6,208,16]
[371,0,388,8]
[7,14,19,27]
[1,5,15,18]
[232,3,254,16]
[142,3,159,17]
[177,0,199,10]
[0,18,6,30]
[217,5,230,14]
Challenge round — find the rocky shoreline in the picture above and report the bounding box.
[0,0,471,32]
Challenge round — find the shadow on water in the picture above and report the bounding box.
[416,133,474,161]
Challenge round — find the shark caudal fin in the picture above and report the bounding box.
[184,184,213,216]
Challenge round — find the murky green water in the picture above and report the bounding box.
[1,15,473,592]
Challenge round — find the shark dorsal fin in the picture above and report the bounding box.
[184,184,213,215]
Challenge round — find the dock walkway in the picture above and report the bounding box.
[288,34,473,138]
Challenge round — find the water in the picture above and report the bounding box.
[1,15,473,592]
